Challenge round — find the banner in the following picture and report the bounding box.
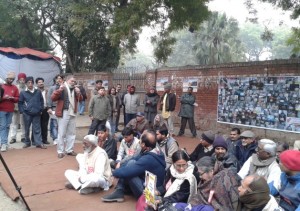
[218,76,300,133]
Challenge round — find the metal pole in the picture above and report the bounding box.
[0,152,31,211]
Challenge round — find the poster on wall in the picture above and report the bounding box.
[156,77,169,91]
[182,78,198,92]
[217,76,300,133]
[87,80,95,90]
[103,80,109,90]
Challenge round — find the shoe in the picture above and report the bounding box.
[43,141,50,145]
[58,153,65,158]
[53,140,57,145]
[21,138,25,143]
[23,144,31,148]
[192,134,197,138]
[65,182,74,190]
[79,187,100,195]
[101,189,124,202]
[10,139,16,144]
[67,151,77,156]
[1,144,8,152]
[36,145,47,149]
[177,133,183,137]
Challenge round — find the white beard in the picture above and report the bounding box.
[84,146,92,154]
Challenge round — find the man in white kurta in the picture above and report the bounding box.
[64,135,112,194]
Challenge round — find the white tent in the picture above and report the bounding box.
[0,47,61,86]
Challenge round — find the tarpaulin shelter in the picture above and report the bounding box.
[0,47,61,86]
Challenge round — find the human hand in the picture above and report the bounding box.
[115,162,121,169]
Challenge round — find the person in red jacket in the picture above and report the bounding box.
[0,72,19,152]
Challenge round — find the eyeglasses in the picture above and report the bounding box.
[174,163,188,169]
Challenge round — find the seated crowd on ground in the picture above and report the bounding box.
[1,73,299,211]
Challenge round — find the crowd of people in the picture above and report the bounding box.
[0,71,299,210]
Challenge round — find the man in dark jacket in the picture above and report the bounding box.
[97,125,117,161]
[159,83,176,137]
[18,77,47,149]
[178,87,197,137]
[235,130,257,169]
[189,131,215,162]
[101,130,166,202]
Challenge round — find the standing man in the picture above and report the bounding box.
[47,74,64,145]
[159,83,176,137]
[0,72,19,152]
[18,77,47,149]
[123,85,140,126]
[88,87,111,135]
[178,86,197,137]
[115,83,122,131]
[36,77,50,145]
[51,75,83,158]
[10,73,26,144]
[90,80,102,96]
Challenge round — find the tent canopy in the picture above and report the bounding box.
[0,47,61,86]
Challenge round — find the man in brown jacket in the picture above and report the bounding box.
[51,75,82,158]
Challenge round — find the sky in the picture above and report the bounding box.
[136,0,299,56]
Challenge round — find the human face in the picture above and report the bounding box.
[98,88,105,96]
[150,88,155,93]
[198,168,214,182]
[155,131,164,142]
[136,115,143,122]
[96,82,102,89]
[67,77,76,88]
[238,176,252,196]
[129,87,135,94]
[256,144,271,160]
[19,78,25,85]
[173,159,188,174]
[116,85,121,92]
[97,130,108,142]
[6,77,15,84]
[164,88,170,93]
[124,134,133,143]
[110,88,116,95]
[200,139,210,148]
[56,76,63,85]
[83,140,93,153]
[37,79,44,89]
[241,137,254,146]
[215,147,227,159]
[230,131,240,141]
[26,80,34,90]
[188,88,193,94]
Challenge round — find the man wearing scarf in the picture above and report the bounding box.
[51,75,83,158]
[238,139,281,192]
[189,131,215,162]
[64,135,112,194]
[238,174,281,211]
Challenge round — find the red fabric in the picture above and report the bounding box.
[0,47,61,62]
[280,150,300,171]
[0,84,19,112]
[136,194,147,211]
[18,73,27,80]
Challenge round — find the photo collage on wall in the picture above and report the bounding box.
[218,76,300,133]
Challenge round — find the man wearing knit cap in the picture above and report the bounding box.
[64,134,112,194]
[235,130,257,168]
[18,77,47,149]
[189,130,215,162]
[10,73,27,144]
[159,83,176,137]
[270,150,300,210]
[0,71,19,152]
[212,136,239,171]
[238,139,281,193]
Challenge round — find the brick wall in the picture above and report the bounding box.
[74,59,300,144]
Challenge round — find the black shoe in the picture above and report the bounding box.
[43,141,50,145]
[192,134,197,138]
[23,144,31,148]
[58,153,65,159]
[36,145,47,149]
[101,189,124,202]
[67,151,77,156]
[21,138,25,143]
[10,139,16,144]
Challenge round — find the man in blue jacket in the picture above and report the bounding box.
[101,130,166,202]
[18,77,47,149]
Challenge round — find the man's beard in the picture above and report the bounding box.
[84,146,93,154]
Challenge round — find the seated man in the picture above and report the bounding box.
[212,136,239,171]
[64,135,112,194]
[101,130,166,202]
[271,150,300,211]
[189,131,215,162]
[225,128,241,155]
[235,130,257,169]
[115,127,141,168]
[238,139,281,192]
[126,112,149,137]
[238,175,281,210]
[97,125,117,162]
[276,141,289,163]
[156,125,179,169]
